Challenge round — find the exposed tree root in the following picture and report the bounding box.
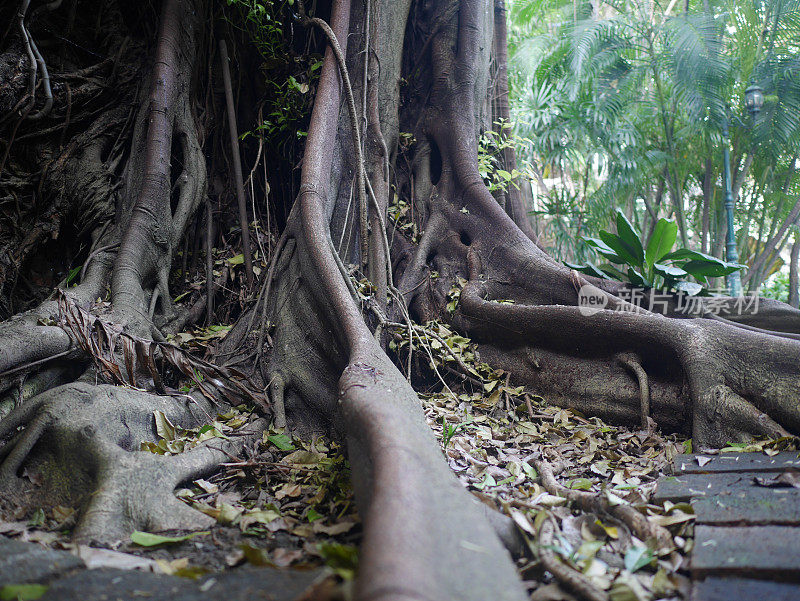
[112,0,205,336]
[532,458,673,552]
[459,283,796,447]
[0,0,216,548]
[2,0,800,599]
[0,382,265,543]
[538,517,609,601]
[617,353,651,430]
[255,1,527,598]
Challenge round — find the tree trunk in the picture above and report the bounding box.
[701,158,713,253]
[2,1,800,599]
[492,0,536,241]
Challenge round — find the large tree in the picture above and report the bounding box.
[1,0,799,599]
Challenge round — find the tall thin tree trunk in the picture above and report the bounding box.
[790,235,800,308]
[492,0,536,242]
[745,197,800,284]
[701,159,712,253]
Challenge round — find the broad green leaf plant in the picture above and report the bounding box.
[567,209,741,294]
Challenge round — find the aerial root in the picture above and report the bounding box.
[538,517,609,601]
[296,0,369,271]
[16,0,54,121]
[616,353,651,430]
[269,372,287,428]
[532,458,673,552]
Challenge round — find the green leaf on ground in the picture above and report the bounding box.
[268,433,296,451]
[240,544,275,567]
[474,473,496,490]
[130,530,208,547]
[568,478,592,491]
[319,542,359,580]
[624,545,654,573]
[0,584,49,600]
[28,508,45,527]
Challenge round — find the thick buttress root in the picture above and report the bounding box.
[453,282,798,447]
[254,0,528,598]
[0,382,265,543]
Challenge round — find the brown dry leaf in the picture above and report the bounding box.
[240,508,281,531]
[51,506,75,524]
[275,483,303,499]
[57,291,268,411]
[283,450,324,465]
[272,547,305,567]
[754,468,800,488]
[312,520,357,536]
[649,510,694,527]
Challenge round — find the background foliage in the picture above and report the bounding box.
[507,0,800,300]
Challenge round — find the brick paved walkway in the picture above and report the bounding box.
[655,452,800,601]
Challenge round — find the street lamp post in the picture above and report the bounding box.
[721,117,742,296]
[721,85,764,297]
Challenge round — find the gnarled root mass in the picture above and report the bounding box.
[0,0,218,545]
[0,382,265,544]
[1,0,800,599]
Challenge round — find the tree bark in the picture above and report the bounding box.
[492,0,536,242]
[3,2,800,600]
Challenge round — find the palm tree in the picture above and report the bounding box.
[507,0,800,296]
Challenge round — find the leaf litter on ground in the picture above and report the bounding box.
[387,318,798,600]
[5,309,799,601]
[0,400,360,597]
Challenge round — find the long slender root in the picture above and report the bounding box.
[616,353,650,430]
[296,0,369,271]
[538,517,609,601]
[533,458,673,552]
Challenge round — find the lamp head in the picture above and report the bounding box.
[744,85,764,117]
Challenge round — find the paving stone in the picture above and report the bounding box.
[199,566,326,600]
[40,565,325,601]
[653,472,751,503]
[671,452,800,475]
[693,486,800,525]
[691,525,800,580]
[40,568,190,601]
[692,577,800,601]
[0,536,84,586]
